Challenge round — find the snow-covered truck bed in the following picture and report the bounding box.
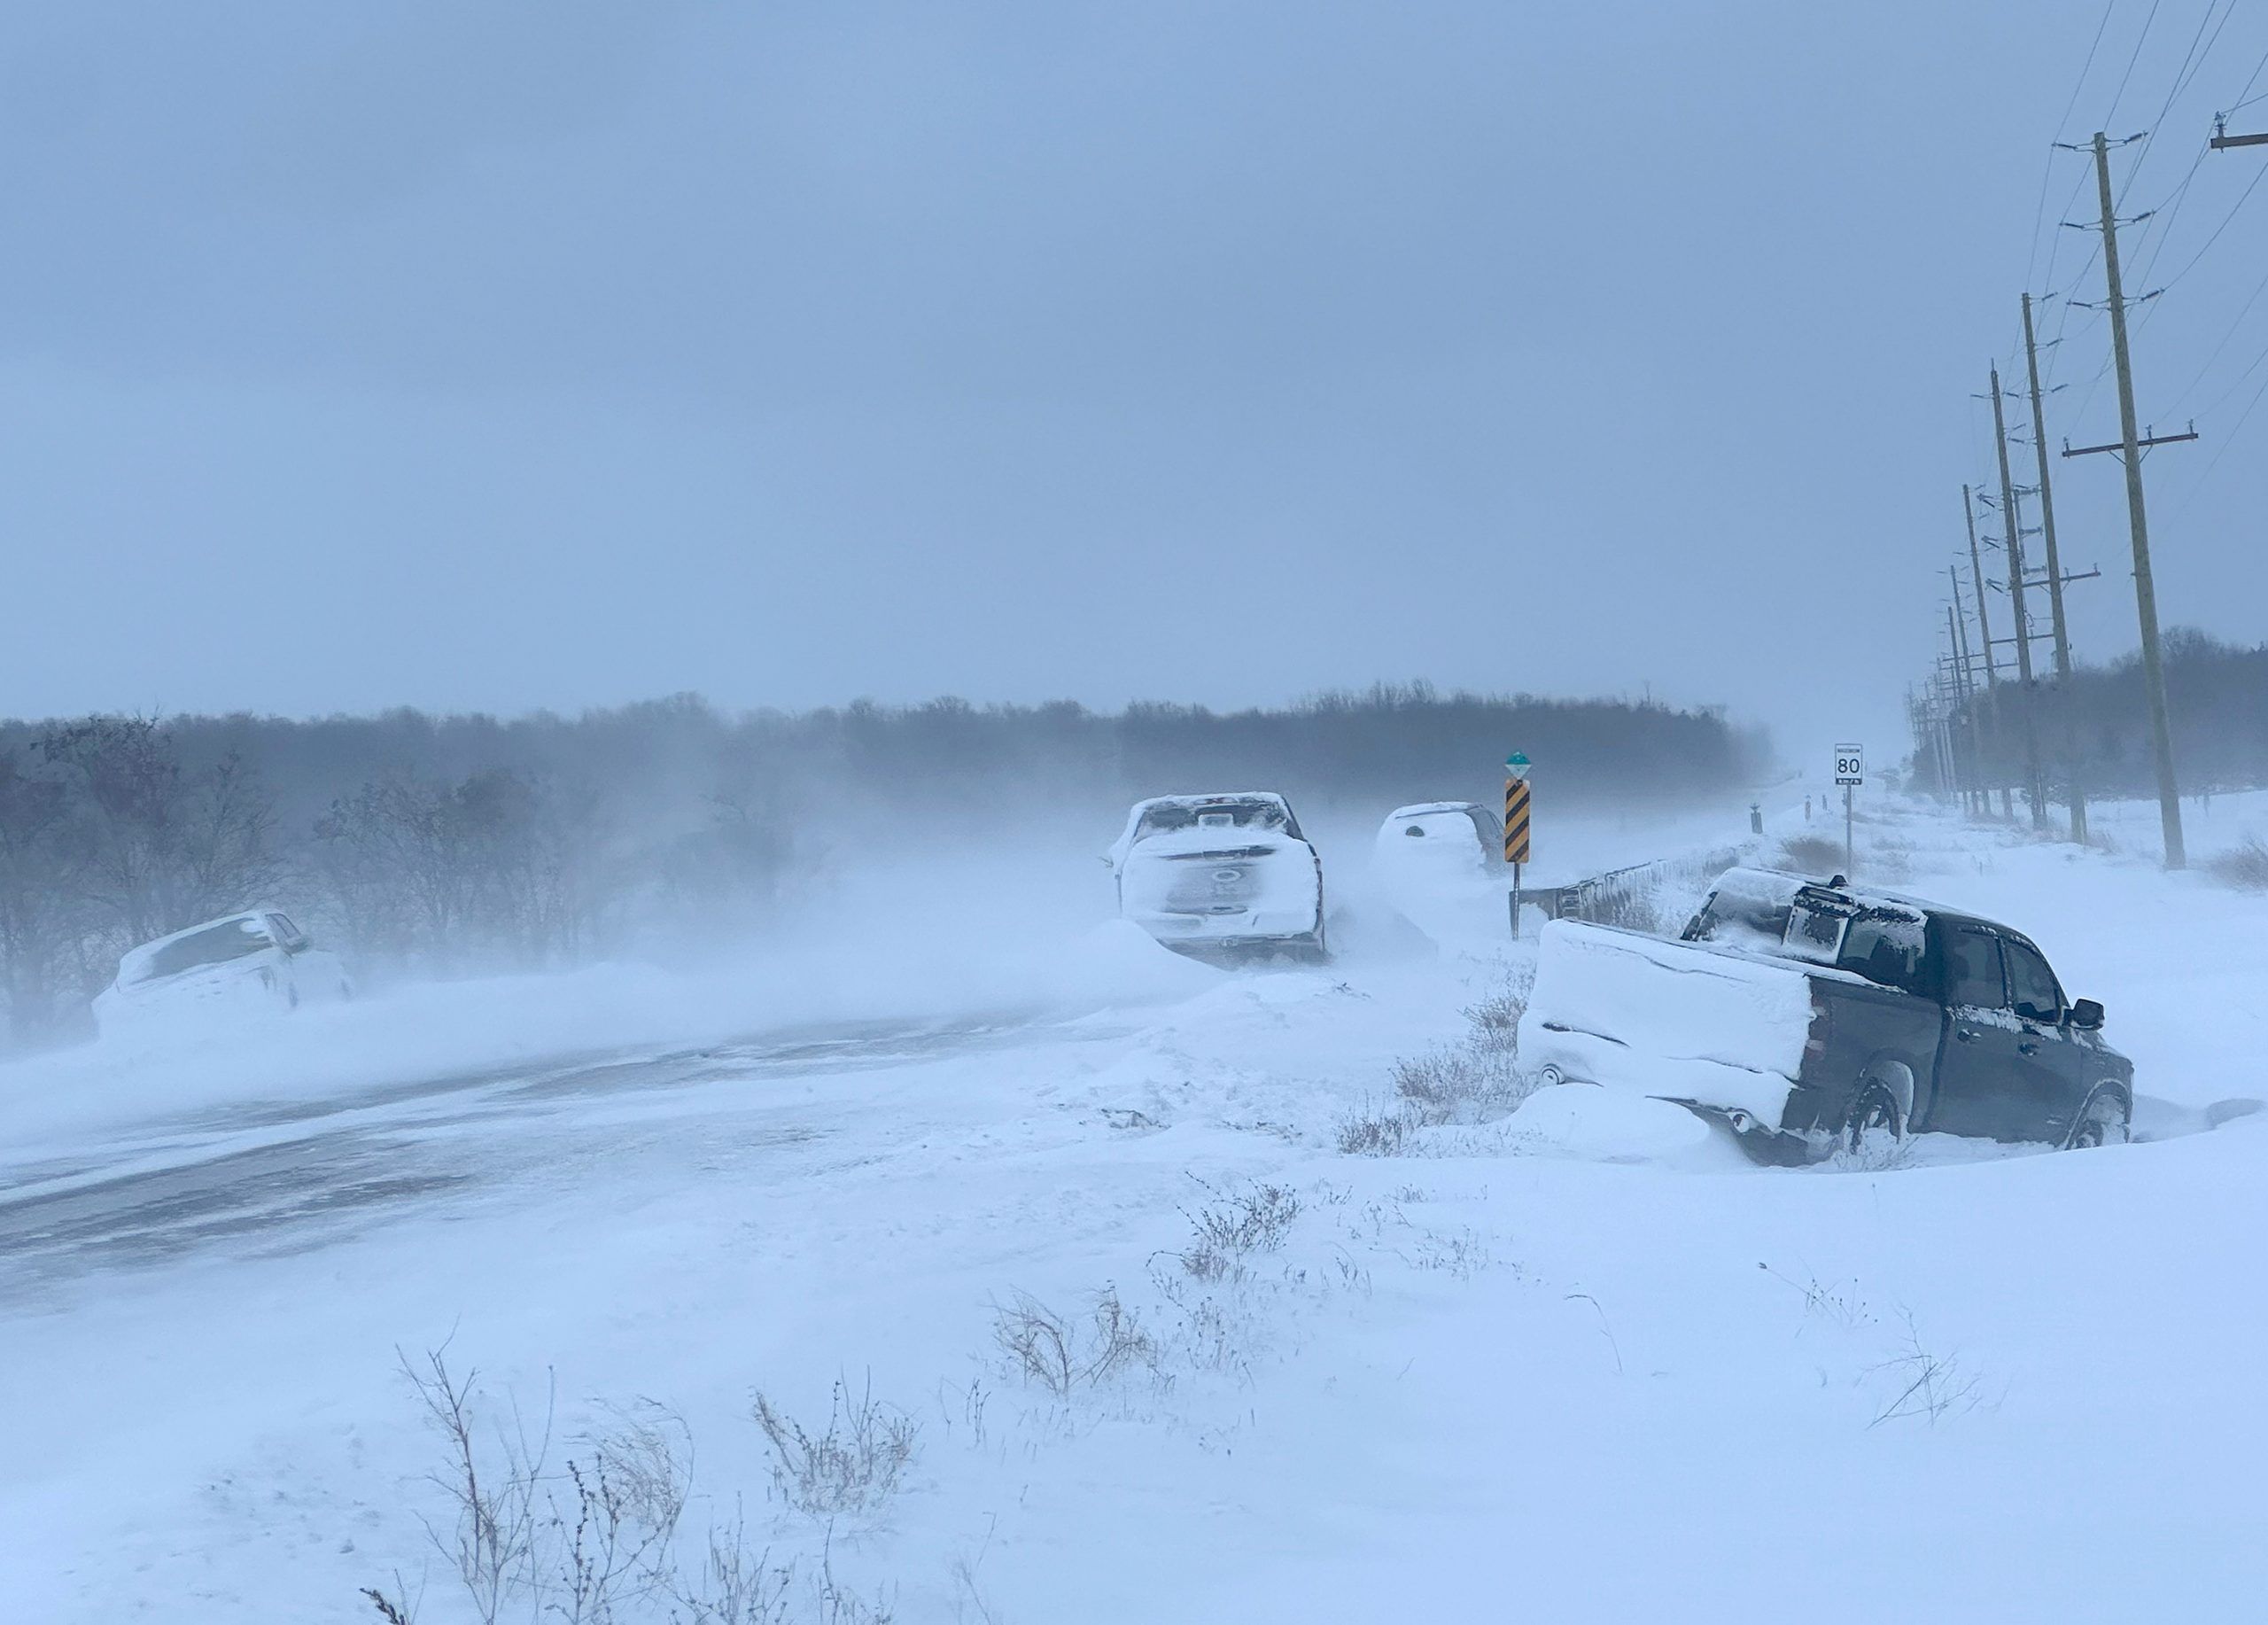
[1516,920,1822,1130]
[1516,870,2139,1157]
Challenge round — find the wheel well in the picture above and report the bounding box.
[1858,1060,1917,1131]
[2082,1080,2132,1116]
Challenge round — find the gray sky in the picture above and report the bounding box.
[5,2,2265,769]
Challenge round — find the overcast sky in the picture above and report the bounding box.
[4,2,2264,769]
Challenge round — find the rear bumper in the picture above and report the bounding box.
[1129,909,1320,945]
[1657,1098,1817,1165]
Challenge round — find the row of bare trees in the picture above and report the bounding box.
[0,720,692,1047]
[0,718,284,1043]
[0,686,1766,1048]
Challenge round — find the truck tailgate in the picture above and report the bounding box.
[1516,920,1815,1124]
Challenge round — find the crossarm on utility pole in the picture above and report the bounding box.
[2062,427,2198,457]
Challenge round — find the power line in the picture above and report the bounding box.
[2104,0,2166,132]
[2140,154,2268,310]
[2028,0,2125,297]
[2170,359,2268,517]
[2164,256,2268,415]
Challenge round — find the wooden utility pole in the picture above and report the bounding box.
[1961,484,2008,817]
[1942,604,1970,805]
[1947,565,1983,812]
[2060,130,2186,868]
[2022,292,2085,840]
[1989,364,2047,828]
[2020,296,2074,682]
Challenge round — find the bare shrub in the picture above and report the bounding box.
[1171,1177,1301,1280]
[1333,1100,1418,1156]
[1461,964,1534,1053]
[399,1345,551,1625]
[990,1286,1156,1398]
[1391,1044,1525,1125]
[751,1376,919,1522]
[1776,834,1848,876]
[2208,835,2268,892]
[547,1406,690,1622]
[1404,1226,1491,1280]
[669,1514,794,1625]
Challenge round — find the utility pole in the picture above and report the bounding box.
[1962,484,2008,817]
[1942,605,1969,805]
[2020,297,2073,682]
[2022,292,2085,840]
[1989,364,2047,828]
[1947,565,1983,812]
[2058,130,2186,868]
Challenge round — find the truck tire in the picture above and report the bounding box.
[1842,1081,1903,1156]
[2065,1085,2131,1150]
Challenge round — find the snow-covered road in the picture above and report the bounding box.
[5,793,2264,1623]
[0,1012,1096,1299]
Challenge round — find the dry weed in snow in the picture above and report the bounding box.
[1867,1315,1987,1427]
[752,1376,920,1522]
[2208,835,2268,891]
[990,1285,1158,1398]
[1171,1175,1301,1280]
[1333,1100,1418,1156]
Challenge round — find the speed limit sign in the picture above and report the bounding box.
[1834,743,1865,786]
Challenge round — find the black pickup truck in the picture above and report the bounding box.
[1517,867,2135,1160]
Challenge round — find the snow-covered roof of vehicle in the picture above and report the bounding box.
[1707,866,1949,921]
[1125,791,1293,815]
[120,910,274,961]
[1384,801,1484,820]
[1111,792,1301,867]
[115,910,281,986]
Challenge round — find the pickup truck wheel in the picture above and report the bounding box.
[2066,1085,2132,1150]
[1842,1082,1903,1156]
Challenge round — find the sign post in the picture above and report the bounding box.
[1834,743,1865,876]
[1504,753,1532,937]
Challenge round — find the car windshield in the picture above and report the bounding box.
[1138,799,1288,839]
[129,918,273,984]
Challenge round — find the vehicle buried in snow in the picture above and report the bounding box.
[1374,801,1503,878]
[1516,867,2134,1160]
[1110,791,1327,962]
[93,910,354,1041]
[1371,801,1509,945]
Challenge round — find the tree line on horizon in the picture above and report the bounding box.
[1915,630,2268,806]
[0,682,1767,1046]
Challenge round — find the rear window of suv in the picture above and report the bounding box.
[132,918,272,984]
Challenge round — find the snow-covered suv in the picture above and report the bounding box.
[93,910,353,1040]
[1110,792,1327,962]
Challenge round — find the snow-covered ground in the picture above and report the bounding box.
[2080,784,2268,866]
[4,792,2264,1622]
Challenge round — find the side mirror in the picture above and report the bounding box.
[2070,998,2105,1031]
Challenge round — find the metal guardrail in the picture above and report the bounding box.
[1545,844,1751,931]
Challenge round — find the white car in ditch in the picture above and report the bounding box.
[1371,800,1510,945]
[93,910,353,1040]
[1110,792,1327,961]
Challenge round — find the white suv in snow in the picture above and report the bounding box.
[93,910,353,1040]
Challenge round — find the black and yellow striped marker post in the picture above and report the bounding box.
[1504,752,1532,937]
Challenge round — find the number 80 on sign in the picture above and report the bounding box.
[1834,744,1864,786]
